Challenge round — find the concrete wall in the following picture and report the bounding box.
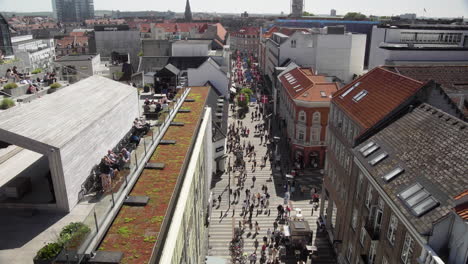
[279,32,315,68]
[142,39,172,56]
[172,43,209,57]
[160,108,212,264]
[59,89,139,211]
[188,60,229,98]
[95,30,141,68]
[368,26,388,69]
[315,34,366,82]
[55,54,101,80]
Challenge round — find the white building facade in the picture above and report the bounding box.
[265,28,366,83]
[368,25,468,69]
[12,35,56,72]
[188,59,229,98]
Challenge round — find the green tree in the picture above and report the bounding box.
[303,11,314,16]
[344,12,367,20]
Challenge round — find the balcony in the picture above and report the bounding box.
[418,245,445,264]
[364,221,380,241]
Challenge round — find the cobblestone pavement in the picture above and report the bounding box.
[207,102,336,263]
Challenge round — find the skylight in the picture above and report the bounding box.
[362,145,380,157]
[359,141,375,153]
[320,91,327,98]
[339,82,361,98]
[369,152,387,166]
[398,183,440,217]
[293,84,301,89]
[353,90,368,102]
[382,167,404,182]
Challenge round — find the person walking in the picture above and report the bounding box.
[254,238,259,250]
[252,175,256,187]
[249,252,257,264]
[255,221,260,235]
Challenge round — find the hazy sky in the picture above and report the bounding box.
[0,0,467,18]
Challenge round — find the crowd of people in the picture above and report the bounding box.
[142,98,170,115]
[98,117,150,193]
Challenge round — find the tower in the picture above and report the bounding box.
[185,0,193,22]
[290,0,304,17]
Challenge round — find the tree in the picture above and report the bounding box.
[344,12,367,20]
[303,11,314,16]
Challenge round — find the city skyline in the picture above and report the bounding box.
[0,0,467,18]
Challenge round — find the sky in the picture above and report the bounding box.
[0,0,467,18]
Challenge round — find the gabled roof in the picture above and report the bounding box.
[139,56,208,73]
[332,67,425,129]
[354,104,468,235]
[279,67,338,102]
[154,22,206,33]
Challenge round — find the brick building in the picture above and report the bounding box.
[277,66,338,168]
[320,67,468,264]
[229,27,260,56]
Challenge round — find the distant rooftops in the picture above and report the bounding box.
[332,67,425,130]
[353,103,468,234]
[55,54,97,62]
[377,24,468,30]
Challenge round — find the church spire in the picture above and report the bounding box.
[185,0,193,22]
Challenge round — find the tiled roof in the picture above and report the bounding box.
[215,23,227,41]
[139,23,151,33]
[231,27,259,37]
[333,67,425,130]
[279,67,338,102]
[154,22,206,33]
[454,191,468,220]
[383,65,468,94]
[353,104,468,235]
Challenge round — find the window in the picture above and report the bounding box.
[382,167,405,182]
[313,111,321,124]
[382,257,389,264]
[291,39,296,48]
[369,152,388,166]
[298,130,305,142]
[356,172,363,198]
[365,185,373,209]
[387,214,398,245]
[401,233,414,264]
[351,208,358,230]
[353,90,368,102]
[346,243,353,263]
[311,127,321,142]
[299,111,306,122]
[368,241,377,264]
[398,183,440,217]
[359,226,366,246]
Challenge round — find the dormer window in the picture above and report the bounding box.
[291,39,297,48]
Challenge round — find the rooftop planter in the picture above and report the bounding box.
[0,98,16,110]
[48,82,62,94]
[33,222,91,264]
[99,87,209,264]
[2,83,29,97]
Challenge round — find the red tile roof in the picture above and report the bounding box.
[332,67,425,129]
[454,190,468,220]
[154,22,206,33]
[215,23,227,41]
[279,67,338,102]
[231,27,259,37]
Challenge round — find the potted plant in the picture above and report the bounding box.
[48,82,62,94]
[0,98,15,110]
[60,222,91,250]
[31,68,42,74]
[3,83,18,90]
[33,242,62,264]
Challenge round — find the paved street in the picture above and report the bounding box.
[207,101,336,263]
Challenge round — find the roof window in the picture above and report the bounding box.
[382,167,404,182]
[398,183,440,217]
[359,141,375,153]
[320,91,327,98]
[353,90,368,102]
[369,152,387,166]
[362,145,380,157]
[340,82,361,98]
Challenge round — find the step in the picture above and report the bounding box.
[87,251,124,264]
[123,196,149,206]
[159,140,176,145]
[170,122,185,126]
[145,162,166,169]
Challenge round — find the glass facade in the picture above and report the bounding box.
[0,13,13,57]
[53,0,94,22]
